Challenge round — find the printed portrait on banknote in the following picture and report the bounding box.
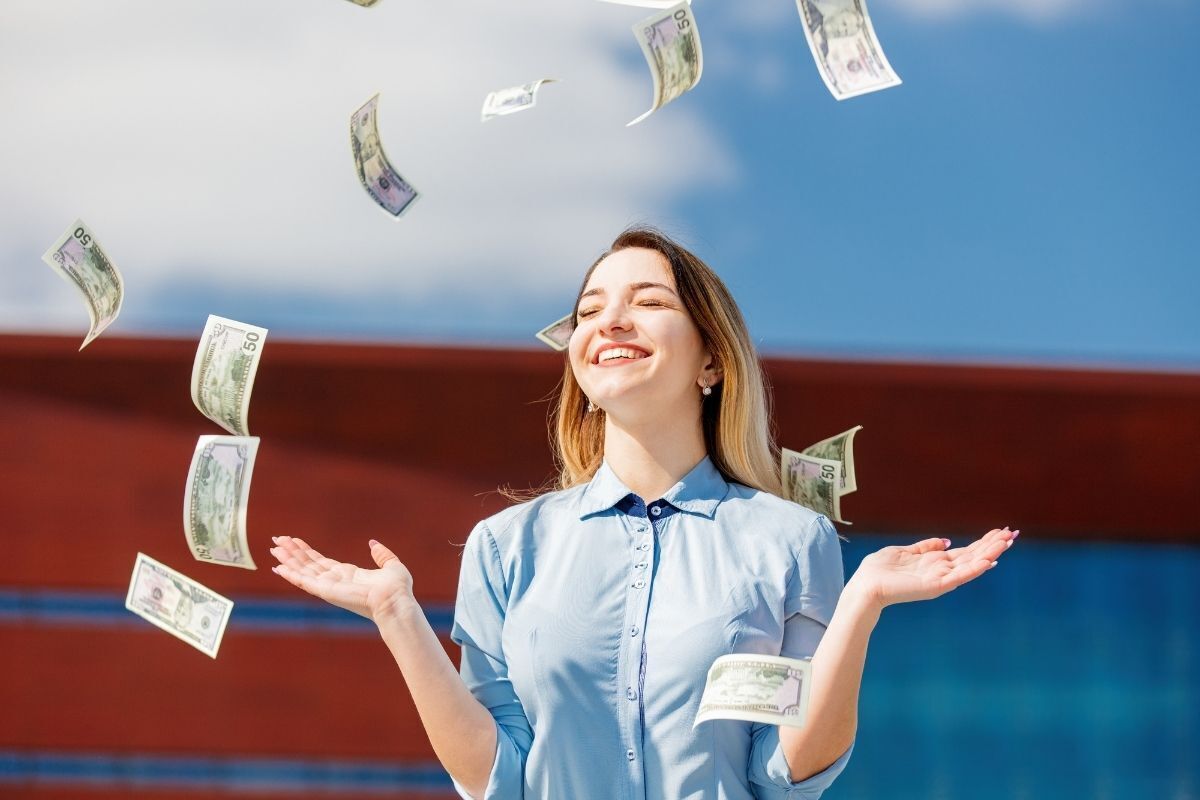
[802,0,865,59]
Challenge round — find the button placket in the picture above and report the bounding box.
[619,512,653,788]
[623,511,656,790]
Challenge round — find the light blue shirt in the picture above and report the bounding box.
[450,455,854,800]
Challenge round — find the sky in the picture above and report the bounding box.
[1,0,1197,370]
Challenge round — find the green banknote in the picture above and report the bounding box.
[694,654,813,729]
[125,552,233,658]
[41,219,123,350]
[190,314,268,436]
[184,435,259,571]
[629,1,703,126]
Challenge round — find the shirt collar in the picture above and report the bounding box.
[578,455,729,520]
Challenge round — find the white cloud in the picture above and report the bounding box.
[0,0,737,337]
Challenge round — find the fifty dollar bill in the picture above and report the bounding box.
[535,313,573,351]
[796,0,900,100]
[125,552,233,658]
[351,93,420,218]
[629,1,703,126]
[694,654,813,729]
[184,435,260,570]
[482,79,557,122]
[781,425,862,523]
[41,219,124,350]
[190,314,268,436]
[802,424,861,495]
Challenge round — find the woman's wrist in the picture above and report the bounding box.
[839,576,887,620]
[372,594,424,628]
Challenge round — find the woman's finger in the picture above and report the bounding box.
[952,528,1014,560]
[907,537,952,555]
[272,562,315,595]
[369,539,399,568]
[939,558,995,591]
[277,537,337,577]
[949,541,1009,573]
[271,543,329,578]
[289,537,326,568]
[271,536,309,564]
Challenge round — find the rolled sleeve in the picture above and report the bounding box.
[748,514,853,799]
[749,725,854,799]
[449,522,531,799]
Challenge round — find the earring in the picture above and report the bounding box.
[701,380,712,397]
[587,399,597,413]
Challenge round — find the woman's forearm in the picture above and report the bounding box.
[779,580,881,782]
[375,603,497,799]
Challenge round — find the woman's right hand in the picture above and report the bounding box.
[270,536,417,623]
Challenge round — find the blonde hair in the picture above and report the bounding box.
[552,227,781,495]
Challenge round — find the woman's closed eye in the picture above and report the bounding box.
[578,301,664,316]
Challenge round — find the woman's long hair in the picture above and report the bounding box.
[552,226,782,495]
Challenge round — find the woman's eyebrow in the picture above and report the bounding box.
[578,281,677,300]
[629,281,678,296]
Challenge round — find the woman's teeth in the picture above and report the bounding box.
[599,348,647,363]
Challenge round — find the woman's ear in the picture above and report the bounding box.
[702,359,723,387]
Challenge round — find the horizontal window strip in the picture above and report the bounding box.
[0,750,456,794]
[0,588,454,637]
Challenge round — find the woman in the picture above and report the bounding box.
[270,227,1017,799]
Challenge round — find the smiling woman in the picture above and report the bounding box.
[269,226,1017,800]
[557,228,781,498]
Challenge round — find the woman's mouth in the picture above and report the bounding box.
[595,346,650,365]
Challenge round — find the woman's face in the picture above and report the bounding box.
[569,247,712,420]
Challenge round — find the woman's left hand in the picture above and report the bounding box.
[847,527,1018,610]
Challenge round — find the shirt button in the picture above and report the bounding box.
[632,579,646,589]
[626,749,636,761]
[650,506,662,516]
[635,525,647,533]
[629,625,639,636]
[634,562,647,570]
[638,543,650,551]
[626,687,637,701]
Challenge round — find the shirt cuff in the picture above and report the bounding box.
[749,725,854,800]
[451,720,526,800]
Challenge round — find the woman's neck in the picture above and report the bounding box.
[602,413,707,502]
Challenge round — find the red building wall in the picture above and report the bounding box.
[1,334,1197,798]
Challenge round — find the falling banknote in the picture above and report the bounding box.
[629,1,703,126]
[482,79,557,121]
[535,313,574,351]
[795,0,900,100]
[41,219,124,350]
[345,0,380,5]
[781,425,862,523]
[694,654,813,729]
[184,435,260,570]
[125,552,234,658]
[802,424,862,495]
[190,314,268,436]
[350,93,419,218]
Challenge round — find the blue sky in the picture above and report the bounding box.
[2,0,1196,369]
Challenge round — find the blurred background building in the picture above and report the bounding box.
[2,334,1196,799]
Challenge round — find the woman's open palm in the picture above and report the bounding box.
[270,536,415,621]
[852,527,1018,608]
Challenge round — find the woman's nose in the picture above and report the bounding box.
[596,302,632,335]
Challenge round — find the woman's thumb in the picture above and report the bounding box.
[909,537,952,554]
[368,539,399,567]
